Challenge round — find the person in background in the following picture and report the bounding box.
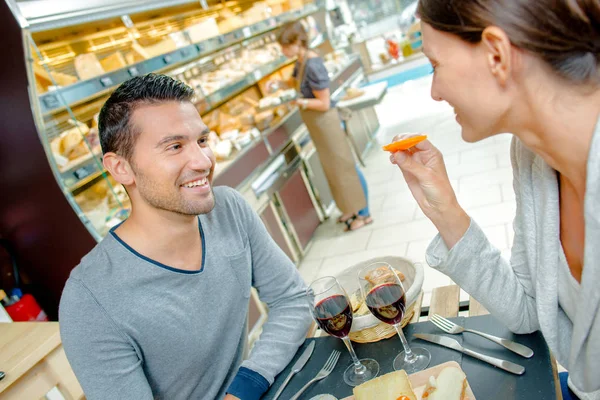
[59,73,312,400]
[278,21,373,232]
[389,1,600,399]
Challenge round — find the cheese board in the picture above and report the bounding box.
[342,361,476,400]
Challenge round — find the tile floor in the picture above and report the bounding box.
[298,75,516,308]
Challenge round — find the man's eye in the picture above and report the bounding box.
[168,144,182,151]
[198,137,208,145]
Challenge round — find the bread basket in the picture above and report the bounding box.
[335,256,424,343]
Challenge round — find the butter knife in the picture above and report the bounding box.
[414,334,525,375]
[272,341,316,400]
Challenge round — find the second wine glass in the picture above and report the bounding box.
[358,262,431,373]
[307,276,379,386]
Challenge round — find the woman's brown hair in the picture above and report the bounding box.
[417,0,600,84]
[277,21,309,48]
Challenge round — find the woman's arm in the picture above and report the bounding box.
[392,136,540,334]
[297,57,332,112]
[299,88,331,112]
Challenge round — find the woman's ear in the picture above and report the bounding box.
[103,152,135,187]
[481,26,513,86]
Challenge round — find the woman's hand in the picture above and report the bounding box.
[390,134,470,248]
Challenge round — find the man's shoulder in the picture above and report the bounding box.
[67,235,120,287]
[211,186,250,217]
[213,185,241,202]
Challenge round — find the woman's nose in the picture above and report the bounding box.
[430,79,443,102]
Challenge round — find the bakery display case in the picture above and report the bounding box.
[15,0,332,241]
[2,0,369,317]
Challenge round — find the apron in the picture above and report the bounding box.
[296,58,366,215]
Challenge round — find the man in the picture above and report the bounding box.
[59,73,312,400]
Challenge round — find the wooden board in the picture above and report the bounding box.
[468,297,489,317]
[342,361,476,400]
[410,291,424,324]
[428,285,460,319]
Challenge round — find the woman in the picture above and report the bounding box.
[278,21,373,231]
[389,1,600,399]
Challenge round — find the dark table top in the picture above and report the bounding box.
[263,315,557,399]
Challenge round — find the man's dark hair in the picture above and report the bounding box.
[98,73,195,160]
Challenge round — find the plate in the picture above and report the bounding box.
[342,361,476,400]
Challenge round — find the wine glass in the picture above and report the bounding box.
[306,276,380,386]
[358,262,431,373]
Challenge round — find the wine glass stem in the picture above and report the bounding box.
[394,323,417,362]
[342,336,366,374]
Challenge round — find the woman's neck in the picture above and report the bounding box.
[513,80,600,201]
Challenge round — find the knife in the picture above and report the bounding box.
[272,341,316,400]
[414,334,525,375]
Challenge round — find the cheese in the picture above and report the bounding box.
[353,370,417,400]
[422,367,467,400]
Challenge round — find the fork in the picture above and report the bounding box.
[430,314,534,358]
[289,350,341,400]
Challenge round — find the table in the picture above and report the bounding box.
[0,322,83,399]
[265,285,562,400]
[336,82,389,112]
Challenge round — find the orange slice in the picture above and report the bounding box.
[382,135,428,152]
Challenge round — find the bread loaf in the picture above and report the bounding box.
[100,52,127,72]
[33,63,78,89]
[74,53,105,80]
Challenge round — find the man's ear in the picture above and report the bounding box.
[103,152,135,186]
[481,26,513,86]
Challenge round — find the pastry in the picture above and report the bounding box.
[255,110,274,130]
[342,87,365,101]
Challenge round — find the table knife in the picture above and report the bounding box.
[413,333,525,375]
[272,341,316,400]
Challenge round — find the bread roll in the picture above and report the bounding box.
[365,266,405,284]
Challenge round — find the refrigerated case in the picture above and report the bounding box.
[2,0,369,317]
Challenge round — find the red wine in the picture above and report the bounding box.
[366,283,406,325]
[314,295,353,338]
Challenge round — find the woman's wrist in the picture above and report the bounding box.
[431,202,471,249]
